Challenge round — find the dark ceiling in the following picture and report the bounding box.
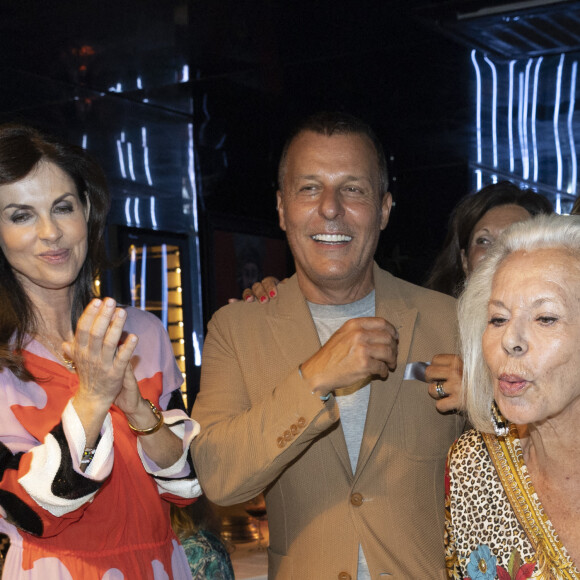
[0,0,579,284]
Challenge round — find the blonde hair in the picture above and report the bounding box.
[458,213,580,432]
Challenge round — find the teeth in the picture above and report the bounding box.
[312,234,352,242]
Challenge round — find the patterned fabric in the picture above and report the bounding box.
[181,529,234,580]
[445,427,580,579]
[0,307,200,580]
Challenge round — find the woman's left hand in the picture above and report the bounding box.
[425,353,464,413]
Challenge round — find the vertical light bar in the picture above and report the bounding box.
[484,56,498,168]
[116,139,127,179]
[82,134,88,150]
[142,127,153,186]
[188,123,199,232]
[127,142,136,181]
[140,244,147,311]
[475,169,482,191]
[531,57,543,182]
[129,246,137,307]
[161,244,168,329]
[181,65,190,83]
[518,72,527,179]
[522,59,533,180]
[554,53,565,191]
[556,193,562,214]
[134,197,141,228]
[124,197,132,226]
[137,76,143,90]
[192,331,202,367]
[149,196,158,229]
[508,60,516,173]
[567,61,578,195]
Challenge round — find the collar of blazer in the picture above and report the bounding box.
[265,263,419,478]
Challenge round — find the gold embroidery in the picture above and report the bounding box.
[483,426,580,579]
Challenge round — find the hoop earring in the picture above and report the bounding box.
[491,400,509,437]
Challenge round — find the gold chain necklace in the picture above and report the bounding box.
[37,334,76,371]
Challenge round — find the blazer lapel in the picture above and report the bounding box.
[266,276,353,478]
[354,265,418,480]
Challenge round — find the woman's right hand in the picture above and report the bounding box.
[229,276,282,304]
[65,298,138,445]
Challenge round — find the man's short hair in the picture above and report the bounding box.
[278,111,389,196]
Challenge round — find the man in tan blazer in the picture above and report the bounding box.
[191,112,465,578]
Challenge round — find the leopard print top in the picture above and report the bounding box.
[445,428,579,579]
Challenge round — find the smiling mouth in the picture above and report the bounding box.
[311,234,352,243]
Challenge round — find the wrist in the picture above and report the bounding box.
[127,399,164,436]
[298,364,332,401]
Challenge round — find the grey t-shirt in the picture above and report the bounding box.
[307,290,375,580]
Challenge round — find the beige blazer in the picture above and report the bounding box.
[191,264,465,579]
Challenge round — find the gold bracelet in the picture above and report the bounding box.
[127,399,164,435]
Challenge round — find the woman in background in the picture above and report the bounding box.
[0,123,200,579]
[425,181,552,297]
[446,214,580,578]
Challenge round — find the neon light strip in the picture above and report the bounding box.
[82,134,87,149]
[127,142,136,181]
[192,331,201,367]
[140,244,147,311]
[531,57,543,182]
[188,123,199,232]
[508,61,516,173]
[150,196,157,229]
[484,56,498,168]
[142,127,153,186]
[124,197,132,226]
[518,72,527,179]
[116,140,127,179]
[568,61,577,195]
[554,54,565,191]
[161,244,168,329]
[134,197,140,228]
[522,59,532,180]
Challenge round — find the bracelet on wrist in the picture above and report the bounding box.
[127,399,164,435]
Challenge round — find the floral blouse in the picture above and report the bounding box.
[445,426,580,580]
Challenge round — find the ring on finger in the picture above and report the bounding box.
[435,381,448,399]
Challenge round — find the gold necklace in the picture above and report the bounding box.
[37,334,76,371]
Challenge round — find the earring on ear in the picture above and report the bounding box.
[491,400,509,437]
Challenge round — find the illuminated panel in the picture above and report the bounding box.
[140,244,147,311]
[508,60,515,173]
[531,57,543,183]
[484,55,498,168]
[554,54,565,191]
[568,61,578,195]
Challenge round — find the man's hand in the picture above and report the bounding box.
[425,354,463,413]
[299,317,398,397]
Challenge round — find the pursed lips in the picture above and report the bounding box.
[498,373,530,396]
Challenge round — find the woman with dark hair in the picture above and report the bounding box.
[0,124,201,579]
[425,181,553,297]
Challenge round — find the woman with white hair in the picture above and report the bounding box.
[445,214,580,579]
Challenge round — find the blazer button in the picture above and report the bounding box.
[276,437,285,448]
[297,417,306,428]
[290,424,298,435]
[284,430,292,441]
[338,573,352,580]
[350,492,363,507]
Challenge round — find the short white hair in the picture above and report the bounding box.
[458,213,580,432]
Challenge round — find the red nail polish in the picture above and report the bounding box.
[269,290,276,298]
[260,296,267,303]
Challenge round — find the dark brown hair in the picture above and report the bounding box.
[278,111,389,196]
[0,124,111,380]
[425,181,553,297]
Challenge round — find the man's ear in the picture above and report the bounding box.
[276,190,286,232]
[379,192,393,231]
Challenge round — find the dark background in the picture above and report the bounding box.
[0,0,579,311]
